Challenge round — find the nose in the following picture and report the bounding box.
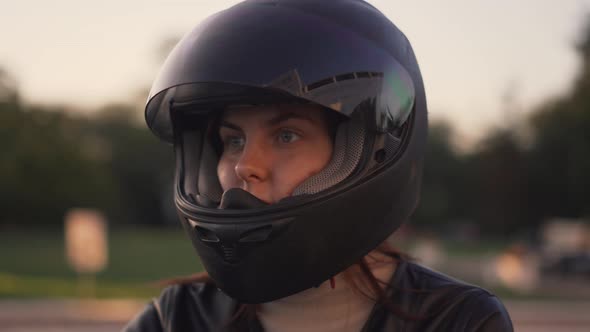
[234,140,270,185]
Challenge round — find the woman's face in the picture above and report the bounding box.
[217,104,334,204]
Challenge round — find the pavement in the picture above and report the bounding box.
[0,299,143,332]
[0,299,589,331]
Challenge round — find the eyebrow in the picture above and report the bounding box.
[219,121,242,132]
[220,111,316,131]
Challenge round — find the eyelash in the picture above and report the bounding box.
[276,129,301,144]
[223,135,245,151]
[220,129,302,152]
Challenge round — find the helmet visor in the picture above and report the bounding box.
[145,2,415,142]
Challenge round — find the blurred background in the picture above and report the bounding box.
[1,0,589,331]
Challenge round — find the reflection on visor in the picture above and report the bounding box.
[266,66,414,130]
[147,63,414,142]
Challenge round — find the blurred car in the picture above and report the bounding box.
[541,252,590,278]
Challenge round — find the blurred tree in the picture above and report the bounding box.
[0,70,174,227]
[525,16,590,223]
[414,121,469,229]
[0,103,115,226]
[467,129,530,234]
[415,14,590,233]
[3,15,590,232]
[0,68,19,105]
[90,103,175,225]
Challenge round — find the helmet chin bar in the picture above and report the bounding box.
[219,188,270,210]
[175,140,420,303]
[187,215,294,265]
[191,188,292,265]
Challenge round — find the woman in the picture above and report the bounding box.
[126,0,513,331]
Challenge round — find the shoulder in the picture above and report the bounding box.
[392,261,513,331]
[122,301,162,332]
[122,282,238,332]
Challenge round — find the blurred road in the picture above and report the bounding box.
[0,299,589,331]
[505,301,590,332]
[0,299,143,332]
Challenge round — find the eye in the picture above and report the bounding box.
[277,130,301,144]
[223,135,245,151]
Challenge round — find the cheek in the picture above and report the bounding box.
[217,156,238,191]
[274,139,333,198]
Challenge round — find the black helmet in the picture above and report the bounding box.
[146,0,427,304]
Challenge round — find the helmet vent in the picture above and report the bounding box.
[335,73,355,82]
[239,225,273,242]
[307,77,336,91]
[194,226,220,243]
[221,245,238,263]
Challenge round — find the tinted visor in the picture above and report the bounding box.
[145,1,415,142]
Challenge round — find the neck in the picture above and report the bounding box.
[258,251,397,332]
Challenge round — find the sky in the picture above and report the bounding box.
[1,0,589,142]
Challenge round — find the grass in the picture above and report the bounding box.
[0,226,203,299]
[1,226,586,301]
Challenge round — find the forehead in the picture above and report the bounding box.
[222,104,327,124]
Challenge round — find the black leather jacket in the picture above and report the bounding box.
[124,260,513,331]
